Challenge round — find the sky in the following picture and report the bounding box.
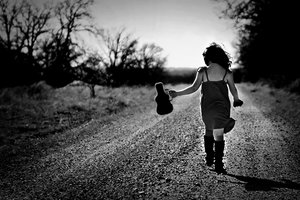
[33,0,238,68]
[91,0,237,68]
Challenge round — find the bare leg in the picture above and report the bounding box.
[213,128,224,141]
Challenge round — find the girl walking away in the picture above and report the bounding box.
[169,43,243,174]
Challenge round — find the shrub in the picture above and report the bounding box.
[288,79,300,94]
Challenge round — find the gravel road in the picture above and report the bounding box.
[1,83,300,199]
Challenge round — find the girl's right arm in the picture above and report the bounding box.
[169,69,203,98]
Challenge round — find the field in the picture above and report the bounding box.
[1,79,299,174]
[0,67,197,149]
[1,79,300,199]
[0,81,187,169]
[0,82,149,143]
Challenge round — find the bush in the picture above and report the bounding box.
[0,47,41,88]
[27,81,53,100]
[288,79,300,94]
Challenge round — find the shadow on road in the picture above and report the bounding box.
[222,173,300,191]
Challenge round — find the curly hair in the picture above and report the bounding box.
[202,43,232,69]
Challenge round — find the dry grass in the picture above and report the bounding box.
[0,81,188,175]
[242,81,300,131]
[0,81,158,148]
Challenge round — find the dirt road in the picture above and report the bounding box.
[1,83,300,199]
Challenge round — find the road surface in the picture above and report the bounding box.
[1,84,300,199]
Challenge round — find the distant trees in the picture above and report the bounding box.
[39,0,96,88]
[0,0,95,87]
[97,28,165,86]
[136,43,166,83]
[97,28,139,86]
[215,0,298,86]
[0,0,52,86]
[0,0,167,90]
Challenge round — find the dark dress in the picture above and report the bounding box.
[199,67,231,130]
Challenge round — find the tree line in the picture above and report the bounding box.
[215,0,299,89]
[0,0,166,90]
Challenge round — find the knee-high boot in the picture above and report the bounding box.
[204,135,214,166]
[215,140,227,174]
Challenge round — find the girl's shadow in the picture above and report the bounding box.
[223,173,300,191]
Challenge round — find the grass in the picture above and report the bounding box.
[0,81,191,177]
[1,81,171,175]
[1,77,298,151]
[242,81,300,130]
[1,79,299,181]
[0,81,159,148]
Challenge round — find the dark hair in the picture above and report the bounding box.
[202,42,232,69]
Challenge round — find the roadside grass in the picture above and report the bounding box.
[0,66,196,149]
[0,81,171,174]
[0,81,161,148]
[242,81,300,131]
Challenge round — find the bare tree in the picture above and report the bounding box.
[0,0,52,55]
[97,28,138,85]
[54,0,95,47]
[40,0,98,88]
[0,0,24,49]
[16,1,52,58]
[0,0,53,86]
[138,43,166,70]
[74,51,107,97]
[98,28,138,68]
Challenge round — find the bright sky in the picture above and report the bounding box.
[91,0,237,68]
[32,0,237,68]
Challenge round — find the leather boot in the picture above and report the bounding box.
[215,140,227,174]
[204,135,214,166]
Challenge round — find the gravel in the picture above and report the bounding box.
[1,83,299,199]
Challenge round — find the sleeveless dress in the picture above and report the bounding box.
[199,67,231,130]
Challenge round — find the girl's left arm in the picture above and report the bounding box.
[169,70,203,98]
[226,72,240,101]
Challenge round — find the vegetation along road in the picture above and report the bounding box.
[1,83,300,199]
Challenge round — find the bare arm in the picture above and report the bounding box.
[226,72,239,101]
[169,70,203,98]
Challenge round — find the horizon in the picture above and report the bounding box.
[91,0,237,69]
[31,0,238,69]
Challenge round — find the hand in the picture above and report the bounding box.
[168,90,177,99]
[233,99,243,107]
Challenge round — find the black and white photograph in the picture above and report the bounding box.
[0,0,299,199]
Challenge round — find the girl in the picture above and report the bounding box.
[169,43,243,174]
